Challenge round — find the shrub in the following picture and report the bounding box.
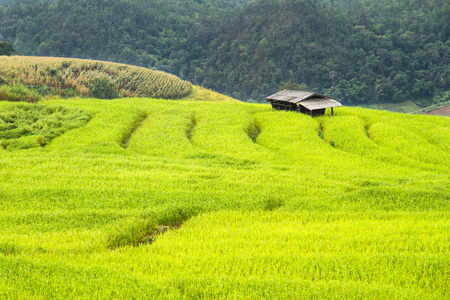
[28,85,51,96]
[0,41,18,56]
[88,77,119,99]
[0,83,40,103]
[60,87,78,98]
[48,69,57,77]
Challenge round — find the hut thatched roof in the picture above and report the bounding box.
[266,90,342,109]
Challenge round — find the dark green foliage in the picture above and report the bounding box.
[88,77,119,99]
[48,69,57,77]
[246,121,261,143]
[0,84,72,101]
[0,41,18,56]
[0,84,40,103]
[27,85,52,97]
[279,80,307,92]
[60,87,78,98]
[0,0,447,104]
[0,104,91,150]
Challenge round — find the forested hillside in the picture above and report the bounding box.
[0,0,449,104]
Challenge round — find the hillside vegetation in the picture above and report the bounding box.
[0,0,448,104]
[0,96,449,298]
[0,56,192,99]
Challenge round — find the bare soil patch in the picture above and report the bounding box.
[426,106,450,117]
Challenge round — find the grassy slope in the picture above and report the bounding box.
[0,56,192,99]
[0,97,449,299]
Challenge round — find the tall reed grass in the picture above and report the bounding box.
[0,56,192,99]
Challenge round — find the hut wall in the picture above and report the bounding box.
[311,109,326,117]
[270,101,297,111]
[297,105,326,117]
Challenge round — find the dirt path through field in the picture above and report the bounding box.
[426,106,450,117]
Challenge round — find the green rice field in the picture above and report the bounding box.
[0,97,449,299]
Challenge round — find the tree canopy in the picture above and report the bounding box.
[0,41,18,55]
[0,0,448,105]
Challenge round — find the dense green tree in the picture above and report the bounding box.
[278,79,307,92]
[88,77,119,99]
[0,0,447,105]
[0,41,18,55]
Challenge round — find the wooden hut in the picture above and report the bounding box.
[266,90,342,116]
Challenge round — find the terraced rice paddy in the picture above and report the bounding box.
[0,97,449,299]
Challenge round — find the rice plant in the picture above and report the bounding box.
[0,97,448,298]
[0,102,91,150]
